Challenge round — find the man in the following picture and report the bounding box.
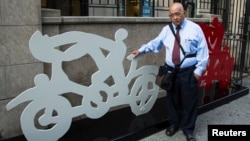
[131,2,209,141]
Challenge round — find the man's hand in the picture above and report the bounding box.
[131,50,140,58]
[194,73,200,80]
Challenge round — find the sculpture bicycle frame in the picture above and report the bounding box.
[6,28,159,141]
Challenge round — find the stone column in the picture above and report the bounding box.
[0,0,43,139]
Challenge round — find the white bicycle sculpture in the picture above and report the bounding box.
[6,28,159,141]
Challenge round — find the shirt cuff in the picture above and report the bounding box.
[138,48,146,54]
[194,67,204,76]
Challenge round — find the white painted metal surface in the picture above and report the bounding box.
[6,28,159,141]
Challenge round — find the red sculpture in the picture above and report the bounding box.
[199,17,234,103]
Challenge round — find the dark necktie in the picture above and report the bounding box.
[172,26,181,65]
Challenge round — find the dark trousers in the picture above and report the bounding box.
[166,65,198,134]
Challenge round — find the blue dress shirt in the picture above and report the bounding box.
[138,18,209,76]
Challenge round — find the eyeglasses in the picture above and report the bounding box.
[169,12,182,18]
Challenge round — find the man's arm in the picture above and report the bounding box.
[194,28,209,79]
[131,26,168,58]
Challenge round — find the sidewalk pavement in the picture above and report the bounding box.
[138,76,250,141]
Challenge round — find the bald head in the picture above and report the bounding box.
[169,2,185,12]
[169,2,186,26]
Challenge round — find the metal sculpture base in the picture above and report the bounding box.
[3,86,248,141]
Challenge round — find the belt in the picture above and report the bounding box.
[165,64,195,73]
